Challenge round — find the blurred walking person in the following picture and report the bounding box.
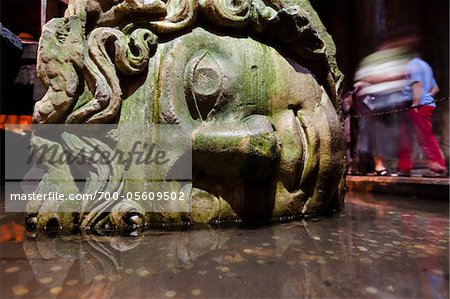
[396,34,448,177]
[354,35,412,176]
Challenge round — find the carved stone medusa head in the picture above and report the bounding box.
[27,0,345,232]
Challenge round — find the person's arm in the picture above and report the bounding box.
[411,81,422,110]
[431,84,440,97]
[363,73,404,84]
[353,81,370,89]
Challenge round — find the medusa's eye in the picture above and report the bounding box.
[185,51,223,121]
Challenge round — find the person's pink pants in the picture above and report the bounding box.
[397,106,447,173]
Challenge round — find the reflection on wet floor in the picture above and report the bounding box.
[1,192,449,298]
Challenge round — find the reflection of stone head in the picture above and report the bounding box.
[23,229,232,298]
[29,0,345,231]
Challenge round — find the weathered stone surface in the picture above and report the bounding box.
[29,0,345,232]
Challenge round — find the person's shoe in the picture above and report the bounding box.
[423,169,449,178]
[375,169,391,176]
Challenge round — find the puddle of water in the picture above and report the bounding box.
[1,191,448,298]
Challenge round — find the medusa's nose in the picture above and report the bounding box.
[192,115,280,179]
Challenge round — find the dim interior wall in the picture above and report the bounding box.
[0,0,41,40]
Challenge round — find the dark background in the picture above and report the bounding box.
[1,0,449,162]
[1,0,448,104]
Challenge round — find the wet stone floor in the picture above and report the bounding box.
[0,191,449,298]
